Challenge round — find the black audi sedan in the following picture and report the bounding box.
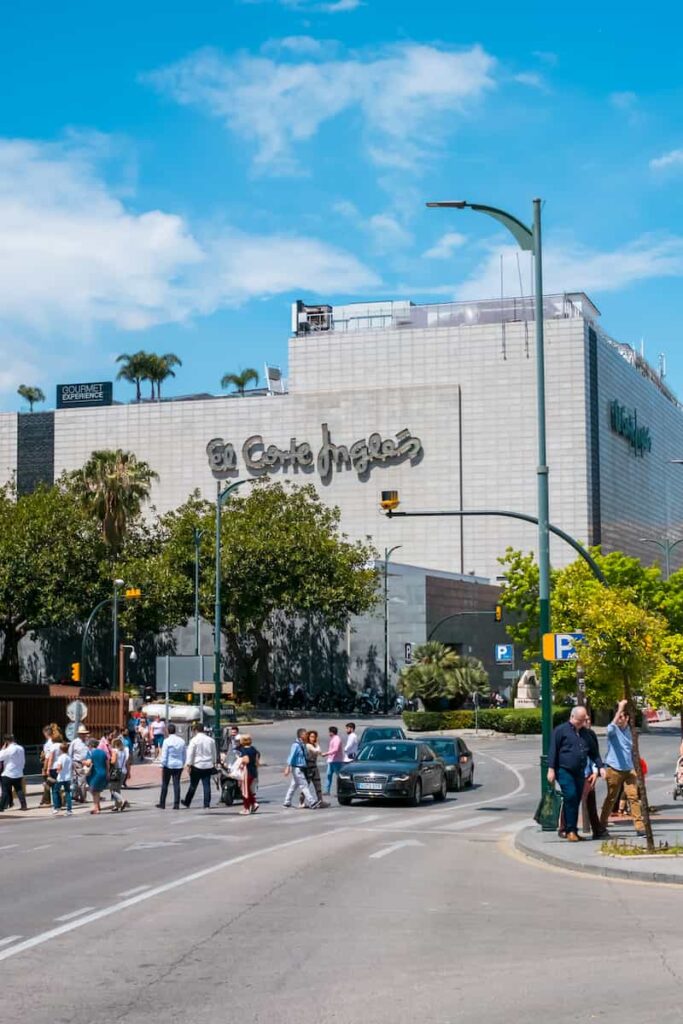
[337,740,448,806]
[421,736,474,791]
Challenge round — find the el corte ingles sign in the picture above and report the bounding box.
[207,423,423,483]
[609,399,652,457]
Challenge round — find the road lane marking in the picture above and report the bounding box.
[0,844,18,851]
[118,885,151,898]
[0,936,22,948]
[493,818,531,833]
[54,906,96,922]
[0,826,345,963]
[369,839,424,859]
[438,815,498,832]
[29,844,53,852]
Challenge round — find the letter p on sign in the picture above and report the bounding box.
[542,632,585,661]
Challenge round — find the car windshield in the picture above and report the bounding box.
[358,742,418,763]
[427,740,457,757]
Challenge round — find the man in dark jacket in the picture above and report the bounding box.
[547,706,590,842]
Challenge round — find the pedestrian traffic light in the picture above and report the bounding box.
[143,685,155,702]
[71,662,81,683]
[495,604,503,622]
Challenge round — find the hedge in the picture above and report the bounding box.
[402,707,571,734]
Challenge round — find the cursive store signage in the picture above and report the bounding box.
[206,423,423,483]
[609,399,651,457]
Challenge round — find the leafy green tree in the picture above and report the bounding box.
[577,587,665,851]
[123,483,378,698]
[221,368,259,395]
[497,548,540,662]
[0,482,109,679]
[647,634,683,717]
[116,351,148,402]
[68,450,158,554]
[17,385,46,413]
[398,642,489,709]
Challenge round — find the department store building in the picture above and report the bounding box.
[2,292,682,691]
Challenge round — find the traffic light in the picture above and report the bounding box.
[495,604,503,622]
[380,490,400,511]
[125,587,142,600]
[71,662,81,683]
[143,685,155,702]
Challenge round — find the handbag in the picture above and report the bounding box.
[533,785,563,829]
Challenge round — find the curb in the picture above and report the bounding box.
[514,828,683,886]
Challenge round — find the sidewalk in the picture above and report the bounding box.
[516,815,683,885]
[0,762,161,821]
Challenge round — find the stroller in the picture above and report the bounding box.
[672,756,683,800]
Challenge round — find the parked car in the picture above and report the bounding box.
[421,736,474,791]
[337,740,447,806]
[358,726,406,749]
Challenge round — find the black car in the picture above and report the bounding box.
[337,740,448,806]
[421,736,474,791]
[358,726,406,749]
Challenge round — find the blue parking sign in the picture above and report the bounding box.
[495,644,514,664]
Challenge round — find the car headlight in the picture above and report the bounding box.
[339,772,352,780]
[391,774,410,782]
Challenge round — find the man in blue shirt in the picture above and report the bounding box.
[156,724,187,810]
[599,700,644,836]
[547,705,589,842]
[283,728,319,809]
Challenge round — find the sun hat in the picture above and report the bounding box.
[77,724,89,735]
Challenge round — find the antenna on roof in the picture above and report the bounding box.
[659,353,667,380]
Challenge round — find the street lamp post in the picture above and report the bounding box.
[194,527,204,656]
[639,536,683,581]
[112,578,124,692]
[383,545,402,715]
[214,480,250,749]
[426,197,551,792]
[118,644,137,730]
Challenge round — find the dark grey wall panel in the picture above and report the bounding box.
[587,327,602,547]
[17,412,55,495]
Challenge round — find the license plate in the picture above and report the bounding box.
[357,782,383,791]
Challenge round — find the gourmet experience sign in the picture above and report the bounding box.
[207,423,423,483]
[57,381,113,410]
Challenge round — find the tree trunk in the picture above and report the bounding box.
[0,621,22,681]
[624,672,655,853]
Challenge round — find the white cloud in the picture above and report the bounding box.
[454,235,683,301]
[248,0,362,10]
[513,72,545,89]
[423,232,467,260]
[650,148,683,172]
[0,137,379,393]
[145,42,496,173]
[263,36,332,57]
[610,90,638,111]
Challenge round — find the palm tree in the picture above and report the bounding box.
[398,642,489,709]
[145,353,182,400]
[221,368,259,395]
[17,385,45,413]
[69,449,159,553]
[116,352,148,402]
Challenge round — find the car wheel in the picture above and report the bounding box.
[410,780,423,807]
[451,770,462,792]
[466,769,474,788]
[433,775,447,802]
[674,789,678,801]
[338,796,352,806]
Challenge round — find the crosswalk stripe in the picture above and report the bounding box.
[493,818,531,833]
[438,815,499,832]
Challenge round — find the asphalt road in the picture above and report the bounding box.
[2,718,683,1023]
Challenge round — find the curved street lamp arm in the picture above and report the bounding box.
[468,204,535,252]
[81,597,112,687]
[387,508,606,584]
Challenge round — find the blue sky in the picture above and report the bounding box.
[2,0,683,409]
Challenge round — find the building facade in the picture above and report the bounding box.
[2,292,682,690]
